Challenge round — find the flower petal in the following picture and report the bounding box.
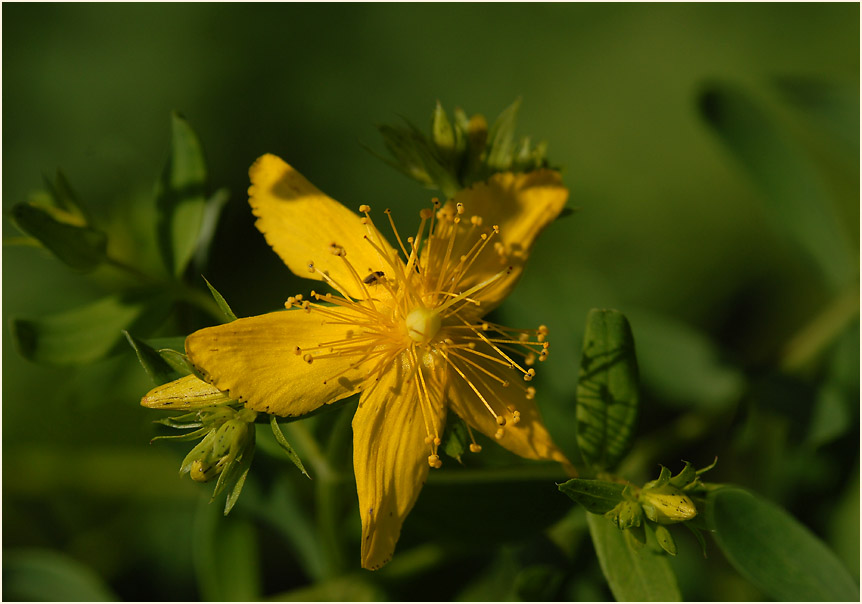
[352,357,447,570]
[249,154,398,299]
[186,310,367,417]
[432,170,568,316]
[446,351,573,473]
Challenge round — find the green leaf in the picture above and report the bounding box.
[2,549,117,602]
[708,488,859,601]
[558,478,626,514]
[587,513,681,601]
[156,112,207,277]
[10,202,107,271]
[203,276,238,321]
[270,415,310,479]
[158,348,197,377]
[576,309,639,471]
[11,295,146,366]
[485,98,521,170]
[124,331,182,385]
[699,84,854,290]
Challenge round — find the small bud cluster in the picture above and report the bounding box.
[603,460,716,555]
[374,99,550,198]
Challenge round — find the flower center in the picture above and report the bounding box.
[405,307,441,344]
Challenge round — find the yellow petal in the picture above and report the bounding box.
[352,358,447,570]
[432,170,568,316]
[446,353,573,473]
[186,310,367,417]
[141,374,232,409]
[249,154,398,299]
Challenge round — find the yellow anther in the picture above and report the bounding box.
[428,454,442,469]
[469,443,482,453]
[307,261,315,273]
[492,225,500,234]
[526,387,536,400]
[359,204,371,213]
[511,411,521,424]
[481,322,490,330]
[295,294,303,302]
[494,242,506,255]
[329,243,346,257]
[494,428,504,439]
[471,215,483,226]
[432,198,440,208]
[302,353,314,364]
[293,346,302,355]
[420,208,433,219]
[285,297,296,307]
[524,368,536,382]
[433,437,442,446]
[501,380,510,387]
[519,333,529,342]
[495,415,506,426]
[360,217,369,225]
[456,202,465,215]
[424,435,433,445]
[302,300,311,312]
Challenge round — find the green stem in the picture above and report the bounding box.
[282,420,345,578]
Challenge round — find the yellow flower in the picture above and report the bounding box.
[185,154,573,569]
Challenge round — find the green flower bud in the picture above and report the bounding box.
[606,500,643,530]
[639,484,697,524]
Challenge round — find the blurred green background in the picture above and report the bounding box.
[3,3,858,601]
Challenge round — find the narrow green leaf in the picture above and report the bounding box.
[157,348,197,377]
[192,187,230,272]
[576,309,639,471]
[485,98,521,170]
[431,100,456,155]
[12,295,146,366]
[707,488,859,601]
[203,276,238,322]
[558,478,626,514]
[587,513,681,601]
[270,415,310,479]
[124,331,182,385]
[10,202,106,271]
[156,112,207,276]
[3,549,117,602]
[45,170,90,223]
[652,524,677,556]
[699,84,854,290]
[224,447,254,515]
